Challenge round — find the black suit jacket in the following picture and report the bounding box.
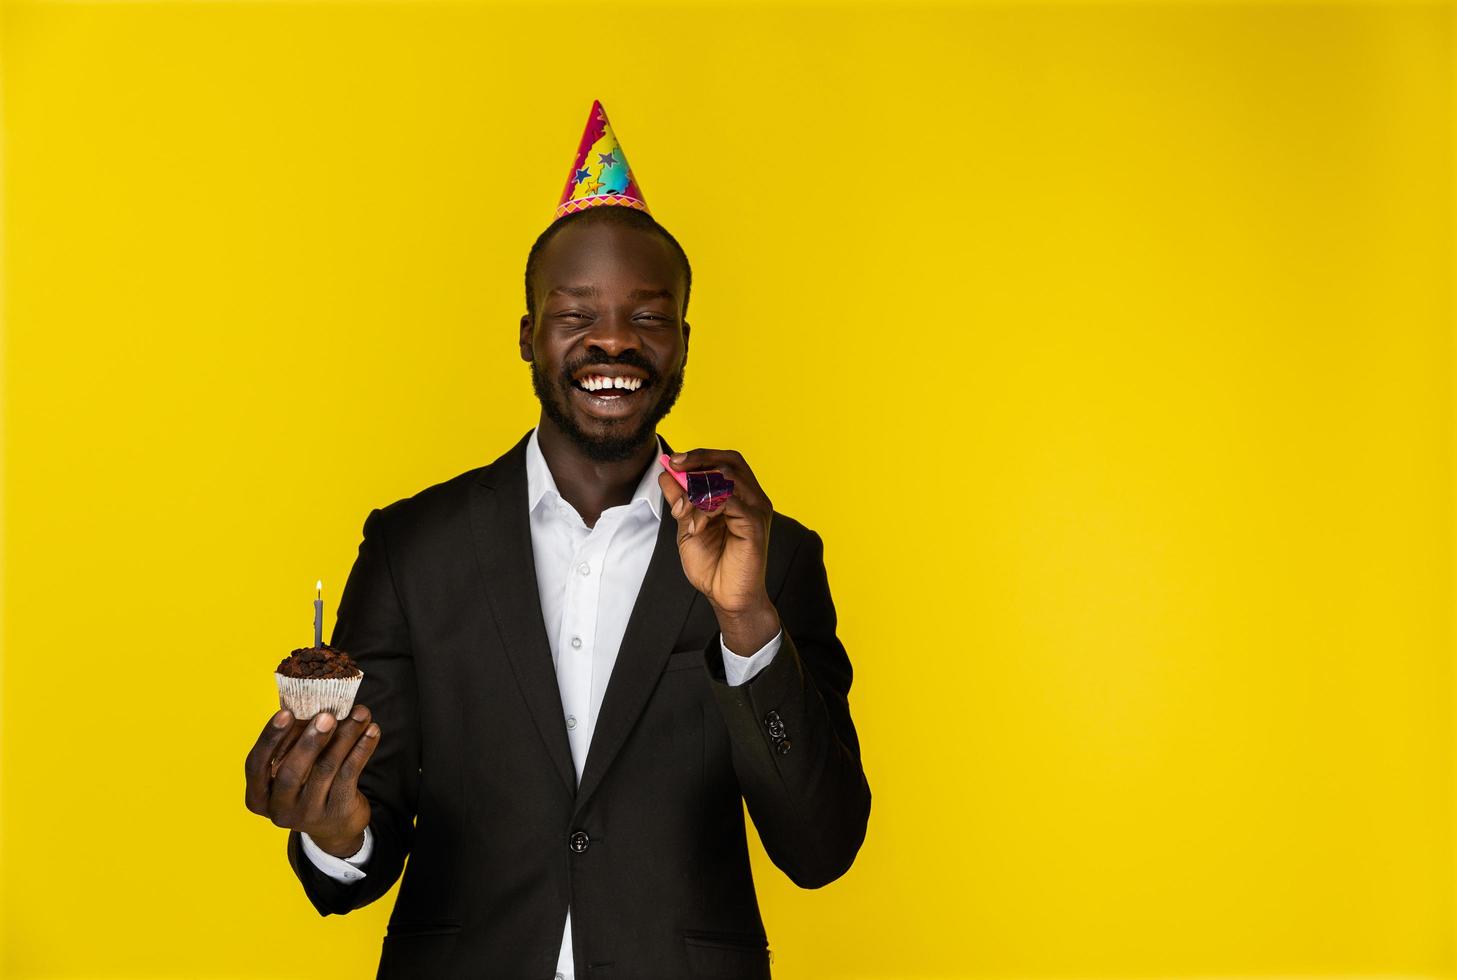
[286,429,871,979]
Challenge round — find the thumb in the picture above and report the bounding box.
[658,471,705,536]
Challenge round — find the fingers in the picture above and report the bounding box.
[659,458,768,543]
[659,471,729,541]
[665,448,771,512]
[270,720,308,778]
[300,704,375,815]
[658,471,691,523]
[666,448,745,473]
[268,711,342,820]
[328,716,382,813]
[244,709,297,816]
[698,486,769,549]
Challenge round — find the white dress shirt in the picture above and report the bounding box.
[300,426,782,980]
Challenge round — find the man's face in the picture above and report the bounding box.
[520,219,690,462]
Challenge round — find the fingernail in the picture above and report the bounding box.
[365,724,380,738]
[315,712,335,732]
[671,497,685,518]
[272,709,291,728]
[670,453,686,463]
[351,705,368,723]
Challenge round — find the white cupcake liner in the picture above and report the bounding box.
[275,670,364,721]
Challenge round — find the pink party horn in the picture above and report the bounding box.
[659,454,734,512]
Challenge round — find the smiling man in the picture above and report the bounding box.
[244,101,871,980]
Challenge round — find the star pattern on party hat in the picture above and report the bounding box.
[555,100,650,220]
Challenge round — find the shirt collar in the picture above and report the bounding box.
[525,426,665,522]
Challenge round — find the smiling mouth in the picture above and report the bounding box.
[574,375,645,393]
[570,373,650,414]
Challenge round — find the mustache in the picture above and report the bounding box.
[559,350,659,387]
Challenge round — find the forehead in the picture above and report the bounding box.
[536,220,684,301]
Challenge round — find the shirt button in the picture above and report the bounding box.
[566,715,577,730]
[569,831,590,853]
[578,561,590,575]
[570,636,583,649]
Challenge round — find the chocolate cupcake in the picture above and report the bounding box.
[274,645,364,721]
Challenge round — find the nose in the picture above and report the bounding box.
[581,310,639,358]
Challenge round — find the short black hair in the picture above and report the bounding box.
[523,206,692,322]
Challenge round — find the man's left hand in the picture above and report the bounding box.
[658,448,781,656]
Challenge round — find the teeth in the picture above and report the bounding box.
[578,375,642,392]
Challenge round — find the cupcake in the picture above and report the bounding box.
[274,645,364,721]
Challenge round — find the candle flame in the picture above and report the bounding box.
[316,579,322,598]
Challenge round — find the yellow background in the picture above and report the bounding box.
[3,1,1453,977]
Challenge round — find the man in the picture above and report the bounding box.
[244,101,871,979]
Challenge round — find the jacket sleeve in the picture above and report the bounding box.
[704,526,872,888]
[286,506,422,916]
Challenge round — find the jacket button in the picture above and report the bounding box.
[569,831,590,853]
[776,738,792,755]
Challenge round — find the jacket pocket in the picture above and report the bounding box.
[682,930,771,979]
[378,925,460,980]
[664,648,705,673]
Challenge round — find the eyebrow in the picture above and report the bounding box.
[549,285,675,301]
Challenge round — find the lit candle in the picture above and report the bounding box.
[314,579,323,648]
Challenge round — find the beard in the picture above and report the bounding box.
[530,351,686,463]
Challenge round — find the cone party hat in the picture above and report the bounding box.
[555,100,649,221]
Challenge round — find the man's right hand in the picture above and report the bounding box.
[244,704,381,858]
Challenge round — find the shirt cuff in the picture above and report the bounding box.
[300,826,373,883]
[720,628,783,687]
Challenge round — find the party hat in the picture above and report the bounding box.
[555,100,650,221]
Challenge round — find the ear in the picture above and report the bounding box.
[519,313,534,363]
[681,319,691,364]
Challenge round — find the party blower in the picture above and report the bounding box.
[659,454,735,512]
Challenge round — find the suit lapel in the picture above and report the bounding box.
[469,429,702,811]
[573,484,699,814]
[468,430,578,796]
